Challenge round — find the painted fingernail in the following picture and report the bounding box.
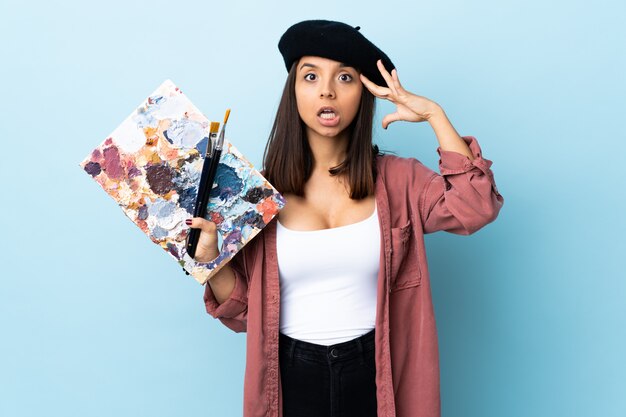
[185,219,192,225]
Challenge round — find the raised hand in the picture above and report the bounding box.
[360,60,442,129]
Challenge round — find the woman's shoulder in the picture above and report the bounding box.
[376,153,434,179]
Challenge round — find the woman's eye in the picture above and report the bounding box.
[304,73,317,81]
[339,74,353,82]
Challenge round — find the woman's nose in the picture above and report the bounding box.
[319,81,335,98]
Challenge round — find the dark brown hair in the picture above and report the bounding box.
[262,61,379,200]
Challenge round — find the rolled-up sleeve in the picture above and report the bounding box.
[420,135,504,235]
[203,248,250,333]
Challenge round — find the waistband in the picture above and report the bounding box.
[279,328,375,361]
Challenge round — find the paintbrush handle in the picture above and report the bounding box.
[187,154,216,258]
[206,148,222,197]
[186,227,202,259]
[193,155,215,218]
[187,148,223,259]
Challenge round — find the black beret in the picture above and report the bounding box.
[278,19,395,87]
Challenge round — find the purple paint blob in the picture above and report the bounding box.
[102,146,124,179]
[223,229,242,246]
[84,161,101,177]
[128,166,141,178]
[145,162,175,195]
[243,186,273,204]
[166,243,179,258]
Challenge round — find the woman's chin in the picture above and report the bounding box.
[318,127,349,139]
[304,122,351,141]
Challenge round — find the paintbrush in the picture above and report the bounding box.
[186,120,220,258]
[186,109,231,259]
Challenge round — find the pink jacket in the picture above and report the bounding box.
[204,135,504,417]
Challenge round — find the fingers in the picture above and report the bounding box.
[186,217,219,262]
[360,73,391,99]
[391,68,405,92]
[376,60,395,91]
[382,112,401,130]
[379,61,409,101]
[186,217,217,233]
[361,61,405,102]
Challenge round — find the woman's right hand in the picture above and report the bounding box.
[186,218,220,262]
[186,218,237,305]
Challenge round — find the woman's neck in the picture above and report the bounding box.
[306,129,350,174]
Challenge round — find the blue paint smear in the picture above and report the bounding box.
[195,137,209,156]
[152,225,168,239]
[176,185,198,214]
[210,163,243,202]
[151,95,165,105]
[138,205,149,220]
[172,160,201,215]
[233,210,265,230]
[163,129,173,145]
[147,198,176,218]
[134,105,159,129]
[163,119,205,148]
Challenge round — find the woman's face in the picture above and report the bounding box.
[294,55,363,141]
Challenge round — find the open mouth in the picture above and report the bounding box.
[317,108,340,127]
[319,109,337,119]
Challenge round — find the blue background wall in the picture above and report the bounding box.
[1,0,624,416]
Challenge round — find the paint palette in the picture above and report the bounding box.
[80,79,286,284]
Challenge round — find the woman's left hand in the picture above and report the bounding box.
[360,60,441,129]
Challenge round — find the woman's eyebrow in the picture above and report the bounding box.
[299,63,317,70]
[299,62,355,71]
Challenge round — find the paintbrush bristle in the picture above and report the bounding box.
[223,109,231,125]
[209,121,220,133]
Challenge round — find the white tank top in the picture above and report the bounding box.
[276,204,380,345]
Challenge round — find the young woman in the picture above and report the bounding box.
[188,20,503,417]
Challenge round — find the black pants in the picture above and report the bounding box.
[279,328,378,417]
